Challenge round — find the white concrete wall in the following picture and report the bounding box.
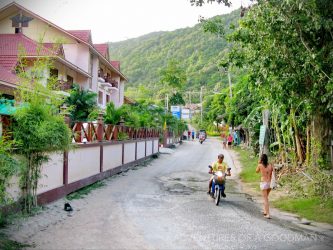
[146,140,153,156]
[53,61,78,84]
[124,142,136,164]
[91,56,99,92]
[153,139,159,153]
[68,147,100,183]
[37,153,63,194]
[110,89,120,108]
[5,139,159,202]
[6,175,21,201]
[77,74,89,89]
[119,80,125,106]
[137,141,146,159]
[63,44,89,73]
[103,144,122,170]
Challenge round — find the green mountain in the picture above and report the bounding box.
[109,9,241,98]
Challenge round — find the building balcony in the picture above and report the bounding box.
[109,79,119,88]
[58,80,73,91]
[98,77,119,92]
[48,79,73,91]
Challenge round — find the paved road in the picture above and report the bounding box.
[5,138,333,249]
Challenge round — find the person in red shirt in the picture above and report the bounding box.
[227,134,233,149]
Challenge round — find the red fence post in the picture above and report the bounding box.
[61,104,70,185]
[74,122,82,143]
[97,112,104,142]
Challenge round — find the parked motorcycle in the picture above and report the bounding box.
[208,166,231,206]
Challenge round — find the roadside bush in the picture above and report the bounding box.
[207,131,220,136]
[14,102,71,213]
[0,136,20,225]
[278,168,333,201]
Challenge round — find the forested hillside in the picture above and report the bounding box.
[109,9,240,96]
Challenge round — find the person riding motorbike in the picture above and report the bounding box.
[199,132,205,143]
[207,154,231,197]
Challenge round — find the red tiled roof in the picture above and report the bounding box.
[111,61,120,70]
[94,43,108,57]
[0,34,61,84]
[0,34,56,56]
[0,2,127,81]
[0,56,17,71]
[0,64,18,84]
[43,43,64,56]
[67,30,91,43]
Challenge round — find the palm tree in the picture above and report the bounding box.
[65,84,97,122]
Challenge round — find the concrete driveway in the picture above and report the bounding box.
[4,138,333,249]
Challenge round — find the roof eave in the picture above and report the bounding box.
[0,2,127,81]
[24,55,92,78]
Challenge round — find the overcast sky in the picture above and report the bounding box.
[0,0,251,43]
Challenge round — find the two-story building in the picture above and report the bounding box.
[0,2,127,109]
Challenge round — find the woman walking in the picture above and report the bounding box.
[227,134,233,149]
[256,154,273,219]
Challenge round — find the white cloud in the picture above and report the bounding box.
[0,0,251,42]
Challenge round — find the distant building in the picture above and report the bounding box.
[0,2,127,109]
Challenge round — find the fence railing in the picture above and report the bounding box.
[71,121,162,143]
[1,111,177,147]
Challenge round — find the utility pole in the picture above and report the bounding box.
[259,109,270,156]
[166,94,169,112]
[165,94,169,113]
[227,70,232,98]
[217,66,232,97]
[200,86,203,123]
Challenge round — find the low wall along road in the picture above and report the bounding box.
[6,138,162,205]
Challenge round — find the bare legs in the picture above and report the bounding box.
[222,142,226,150]
[262,188,271,218]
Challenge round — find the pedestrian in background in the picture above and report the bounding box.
[256,154,273,219]
[227,133,233,149]
[221,133,227,149]
[191,130,195,140]
[233,131,238,146]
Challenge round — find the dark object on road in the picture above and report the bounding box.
[64,203,73,212]
[152,154,158,159]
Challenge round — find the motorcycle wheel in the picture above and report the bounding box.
[215,187,220,206]
[200,141,203,144]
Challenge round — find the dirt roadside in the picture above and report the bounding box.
[228,149,333,238]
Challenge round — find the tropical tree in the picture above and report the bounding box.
[0,137,20,212]
[169,92,185,106]
[13,48,71,213]
[227,0,333,168]
[65,84,98,122]
[160,59,187,90]
[104,102,122,125]
[194,0,333,169]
